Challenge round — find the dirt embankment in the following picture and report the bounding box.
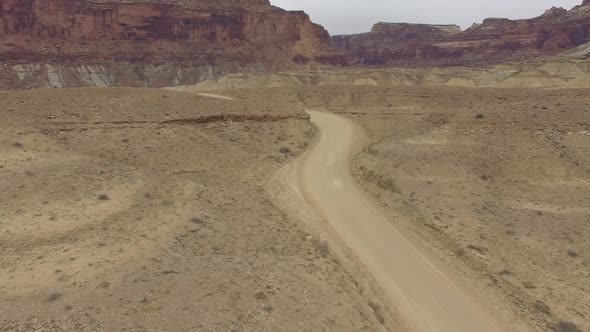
[0,88,386,331]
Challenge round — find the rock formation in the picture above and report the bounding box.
[1,0,589,88]
[0,0,340,88]
[332,1,590,67]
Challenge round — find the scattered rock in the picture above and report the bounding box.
[46,291,62,302]
[567,249,579,258]
[98,281,111,289]
[522,281,537,289]
[97,194,110,201]
[190,217,205,225]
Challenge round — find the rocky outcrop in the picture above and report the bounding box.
[332,1,590,67]
[0,0,339,88]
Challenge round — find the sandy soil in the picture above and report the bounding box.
[2,82,590,332]
[227,85,589,331]
[0,88,389,331]
[291,86,590,332]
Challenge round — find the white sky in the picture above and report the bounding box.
[271,0,583,35]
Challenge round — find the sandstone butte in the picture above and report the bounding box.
[0,0,589,88]
[333,0,590,67]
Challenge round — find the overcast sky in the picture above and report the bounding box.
[271,0,583,35]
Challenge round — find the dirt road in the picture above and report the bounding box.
[288,110,507,332]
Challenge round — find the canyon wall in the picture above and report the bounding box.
[0,0,340,88]
[332,1,590,67]
[2,0,590,89]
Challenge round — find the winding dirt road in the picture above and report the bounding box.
[285,110,505,332]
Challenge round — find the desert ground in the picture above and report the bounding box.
[1,82,589,332]
[1,0,589,330]
[0,88,394,331]
[232,84,590,331]
[298,86,590,331]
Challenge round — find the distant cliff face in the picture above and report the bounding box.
[0,0,323,47]
[1,0,589,88]
[332,1,590,67]
[370,23,462,35]
[0,0,340,88]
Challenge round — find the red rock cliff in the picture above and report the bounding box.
[0,0,339,88]
[332,1,590,66]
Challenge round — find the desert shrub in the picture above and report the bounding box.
[427,113,449,126]
[475,113,485,119]
[377,178,401,194]
[567,249,579,258]
[455,248,466,257]
[367,146,378,155]
[312,238,329,258]
[534,300,551,314]
[467,244,488,255]
[47,291,62,302]
[98,194,110,201]
[254,291,267,300]
[553,321,582,332]
[369,301,386,324]
[190,217,205,225]
[522,281,536,289]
